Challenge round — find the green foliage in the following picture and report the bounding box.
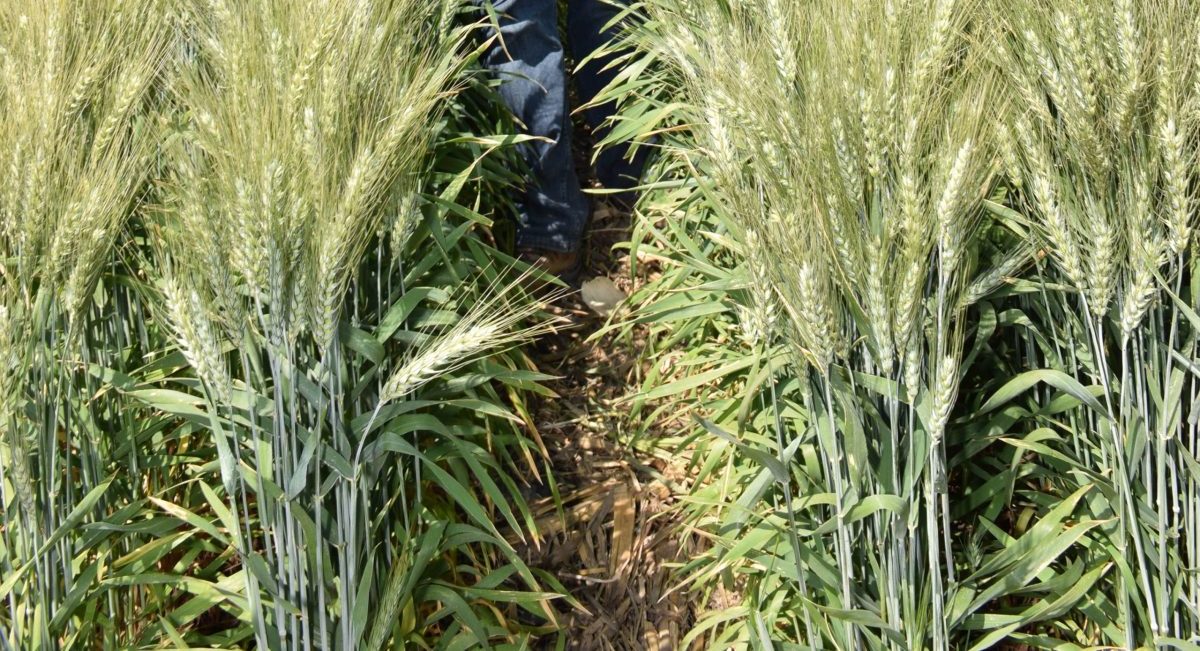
[0,2,562,648]
[597,0,1200,648]
[6,1,1200,649]
[0,2,176,646]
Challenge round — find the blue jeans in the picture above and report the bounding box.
[483,0,643,253]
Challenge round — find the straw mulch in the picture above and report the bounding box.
[517,204,700,651]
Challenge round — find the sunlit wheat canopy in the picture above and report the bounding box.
[2,0,1199,648]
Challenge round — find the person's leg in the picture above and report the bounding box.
[566,0,649,198]
[482,0,589,254]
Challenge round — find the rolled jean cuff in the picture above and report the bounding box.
[515,228,582,253]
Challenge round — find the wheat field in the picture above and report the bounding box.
[2,0,1199,649]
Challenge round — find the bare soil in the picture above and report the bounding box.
[513,187,699,650]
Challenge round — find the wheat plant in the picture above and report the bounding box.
[149,1,564,648]
[1,1,570,647]
[592,0,1200,647]
[602,1,1003,647]
[0,1,172,646]
[1000,0,1200,644]
[7,0,1200,647]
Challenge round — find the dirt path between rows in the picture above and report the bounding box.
[515,197,698,650]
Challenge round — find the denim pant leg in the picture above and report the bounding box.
[482,0,590,253]
[567,0,649,194]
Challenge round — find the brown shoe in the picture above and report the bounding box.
[517,247,583,285]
